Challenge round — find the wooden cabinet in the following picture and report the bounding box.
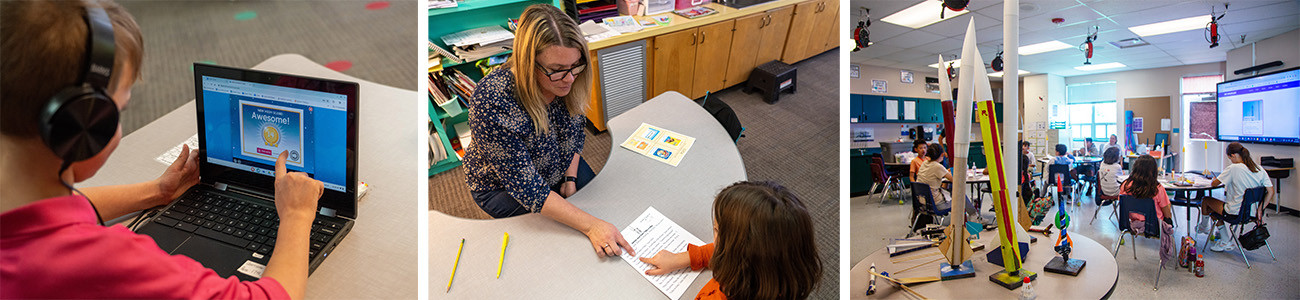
[782,0,837,63]
[780,0,817,64]
[651,29,699,99]
[651,21,734,99]
[692,21,734,98]
[806,0,838,55]
[725,7,794,88]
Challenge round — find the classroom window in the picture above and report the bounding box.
[1067,102,1117,143]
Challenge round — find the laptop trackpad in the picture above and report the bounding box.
[136,223,189,253]
[173,237,253,279]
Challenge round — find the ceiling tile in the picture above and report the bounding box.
[850,43,905,60]
[918,14,1000,38]
[879,29,945,48]
[1081,0,1181,17]
[916,37,964,54]
[865,22,914,42]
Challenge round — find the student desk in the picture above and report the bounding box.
[849,232,1119,299]
[429,91,746,298]
[81,54,419,299]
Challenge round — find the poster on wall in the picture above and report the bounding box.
[1048,104,1066,129]
[925,83,940,93]
[900,70,914,84]
[852,126,875,142]
[1133,117,1144,133]
[850,64,860,78]
[871,80,887,93]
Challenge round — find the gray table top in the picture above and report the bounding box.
[430,91,747,299]
[849,231,1118,299]
[81,54,418,299]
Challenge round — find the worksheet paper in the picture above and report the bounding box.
[619,207,705,300]
[620,123,696,167]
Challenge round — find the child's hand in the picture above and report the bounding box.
[153,144,201,206]
[639,250,689,275]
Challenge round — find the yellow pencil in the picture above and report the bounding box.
[447,238,464,293]
[497,232,509,278]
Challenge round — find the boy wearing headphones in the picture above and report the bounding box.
[1,1,320,299]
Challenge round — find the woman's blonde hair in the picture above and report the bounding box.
[510,4,591,135]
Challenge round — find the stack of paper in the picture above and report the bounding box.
[430,128,447,164]
[579,20,620,43]
[428,0,457,9]
[602,16,643,34]
[441,26,515,63]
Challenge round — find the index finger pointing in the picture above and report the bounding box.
[276,151,288,177]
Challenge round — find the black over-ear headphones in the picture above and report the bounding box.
[40,5,120,165]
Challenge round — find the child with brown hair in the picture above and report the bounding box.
[639,181,823,299]
[1,1,321,298]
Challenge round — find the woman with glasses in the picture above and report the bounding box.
[462,4,634,257]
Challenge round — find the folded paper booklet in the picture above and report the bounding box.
[620,123,696,166]
[619,207,705,300]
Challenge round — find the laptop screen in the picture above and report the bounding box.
[199,76,348,192]
[194,63,358,218]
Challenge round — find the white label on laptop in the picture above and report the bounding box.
[156,134,199,166]
[237,260,266,278]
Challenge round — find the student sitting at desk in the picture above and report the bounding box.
[1,1,322,298]
[1198,142,1274,252]
[1053,144,1075,165]
[1021,140,1036,169]
[638,181,822,300]
[1098,147,1122,200]
[909,140,928,182]
[462,4,634,257]
[1104,134,1122,153]
[1119,155,1173,226]
[1074,138,1099,157]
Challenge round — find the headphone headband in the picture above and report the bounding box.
[83,6,115,89]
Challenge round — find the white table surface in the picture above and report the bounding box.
[429,91,747,299]
[82,54,419,299]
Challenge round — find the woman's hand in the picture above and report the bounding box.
[560,181,577,197]
[639,250,689,275]
[274,151,324,222]
[584,219,635,257]
[152,144,201,206]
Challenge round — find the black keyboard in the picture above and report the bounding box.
[152,189,344,259]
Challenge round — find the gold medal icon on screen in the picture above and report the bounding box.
[262,125,280,147]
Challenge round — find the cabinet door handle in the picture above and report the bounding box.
[692,32,697,45]
[701,31,706,44]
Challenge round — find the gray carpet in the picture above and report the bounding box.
[430,48,841,299]
[851,186,1300,298]
[116,0,417,135]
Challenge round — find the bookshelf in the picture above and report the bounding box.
[430,99,465,176]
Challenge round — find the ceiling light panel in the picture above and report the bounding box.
[881,1,971,29]
[1019,40,1074,55]
[1128,15,1212,37]
[1074,62,1126,71]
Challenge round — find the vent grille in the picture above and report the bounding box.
[598,40,648,123]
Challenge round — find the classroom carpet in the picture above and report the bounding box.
[115,0,417,135]
[431,48,841,298]
[850,185,1300,299]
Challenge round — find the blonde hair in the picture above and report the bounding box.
[1,0,144,138]
[509,4,591,135]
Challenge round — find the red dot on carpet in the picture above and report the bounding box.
[325,60,353,72]
[365,1,390,10]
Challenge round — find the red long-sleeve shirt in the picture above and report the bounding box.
[1,195,289,299]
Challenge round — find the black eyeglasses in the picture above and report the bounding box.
[535,62,586,81]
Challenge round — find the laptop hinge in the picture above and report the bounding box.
[319,207,338,218]
[214,182,228,191]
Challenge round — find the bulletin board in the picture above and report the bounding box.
[1188,101,1217,140]
[1124,96,1171,144]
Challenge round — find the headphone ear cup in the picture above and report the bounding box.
[41,85,120,163]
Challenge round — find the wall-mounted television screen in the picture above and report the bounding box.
[1217,66,1300,145]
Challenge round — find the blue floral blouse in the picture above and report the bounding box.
[463,67,586,213]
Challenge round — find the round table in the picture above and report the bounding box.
[849,232,1118,299]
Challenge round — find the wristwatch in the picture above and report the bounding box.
[565,176,577,183]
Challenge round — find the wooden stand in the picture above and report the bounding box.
[1044,256,1086,276]
[989,269,1036,290]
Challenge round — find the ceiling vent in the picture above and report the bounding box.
[1108,38,1150,49]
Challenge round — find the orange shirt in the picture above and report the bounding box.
[687,243,725,300]
[909,156,927,181]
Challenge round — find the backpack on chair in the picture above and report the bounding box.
[700,92,744,143]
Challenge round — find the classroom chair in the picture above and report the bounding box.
[1091,180,1120,225]
[1202,187,1276,268]
[1114,195,1166,291]
[910,182,950,233]
[872,156,906,204]
[1047,164,1076,206]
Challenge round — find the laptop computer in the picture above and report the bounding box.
[135,63,359,281]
